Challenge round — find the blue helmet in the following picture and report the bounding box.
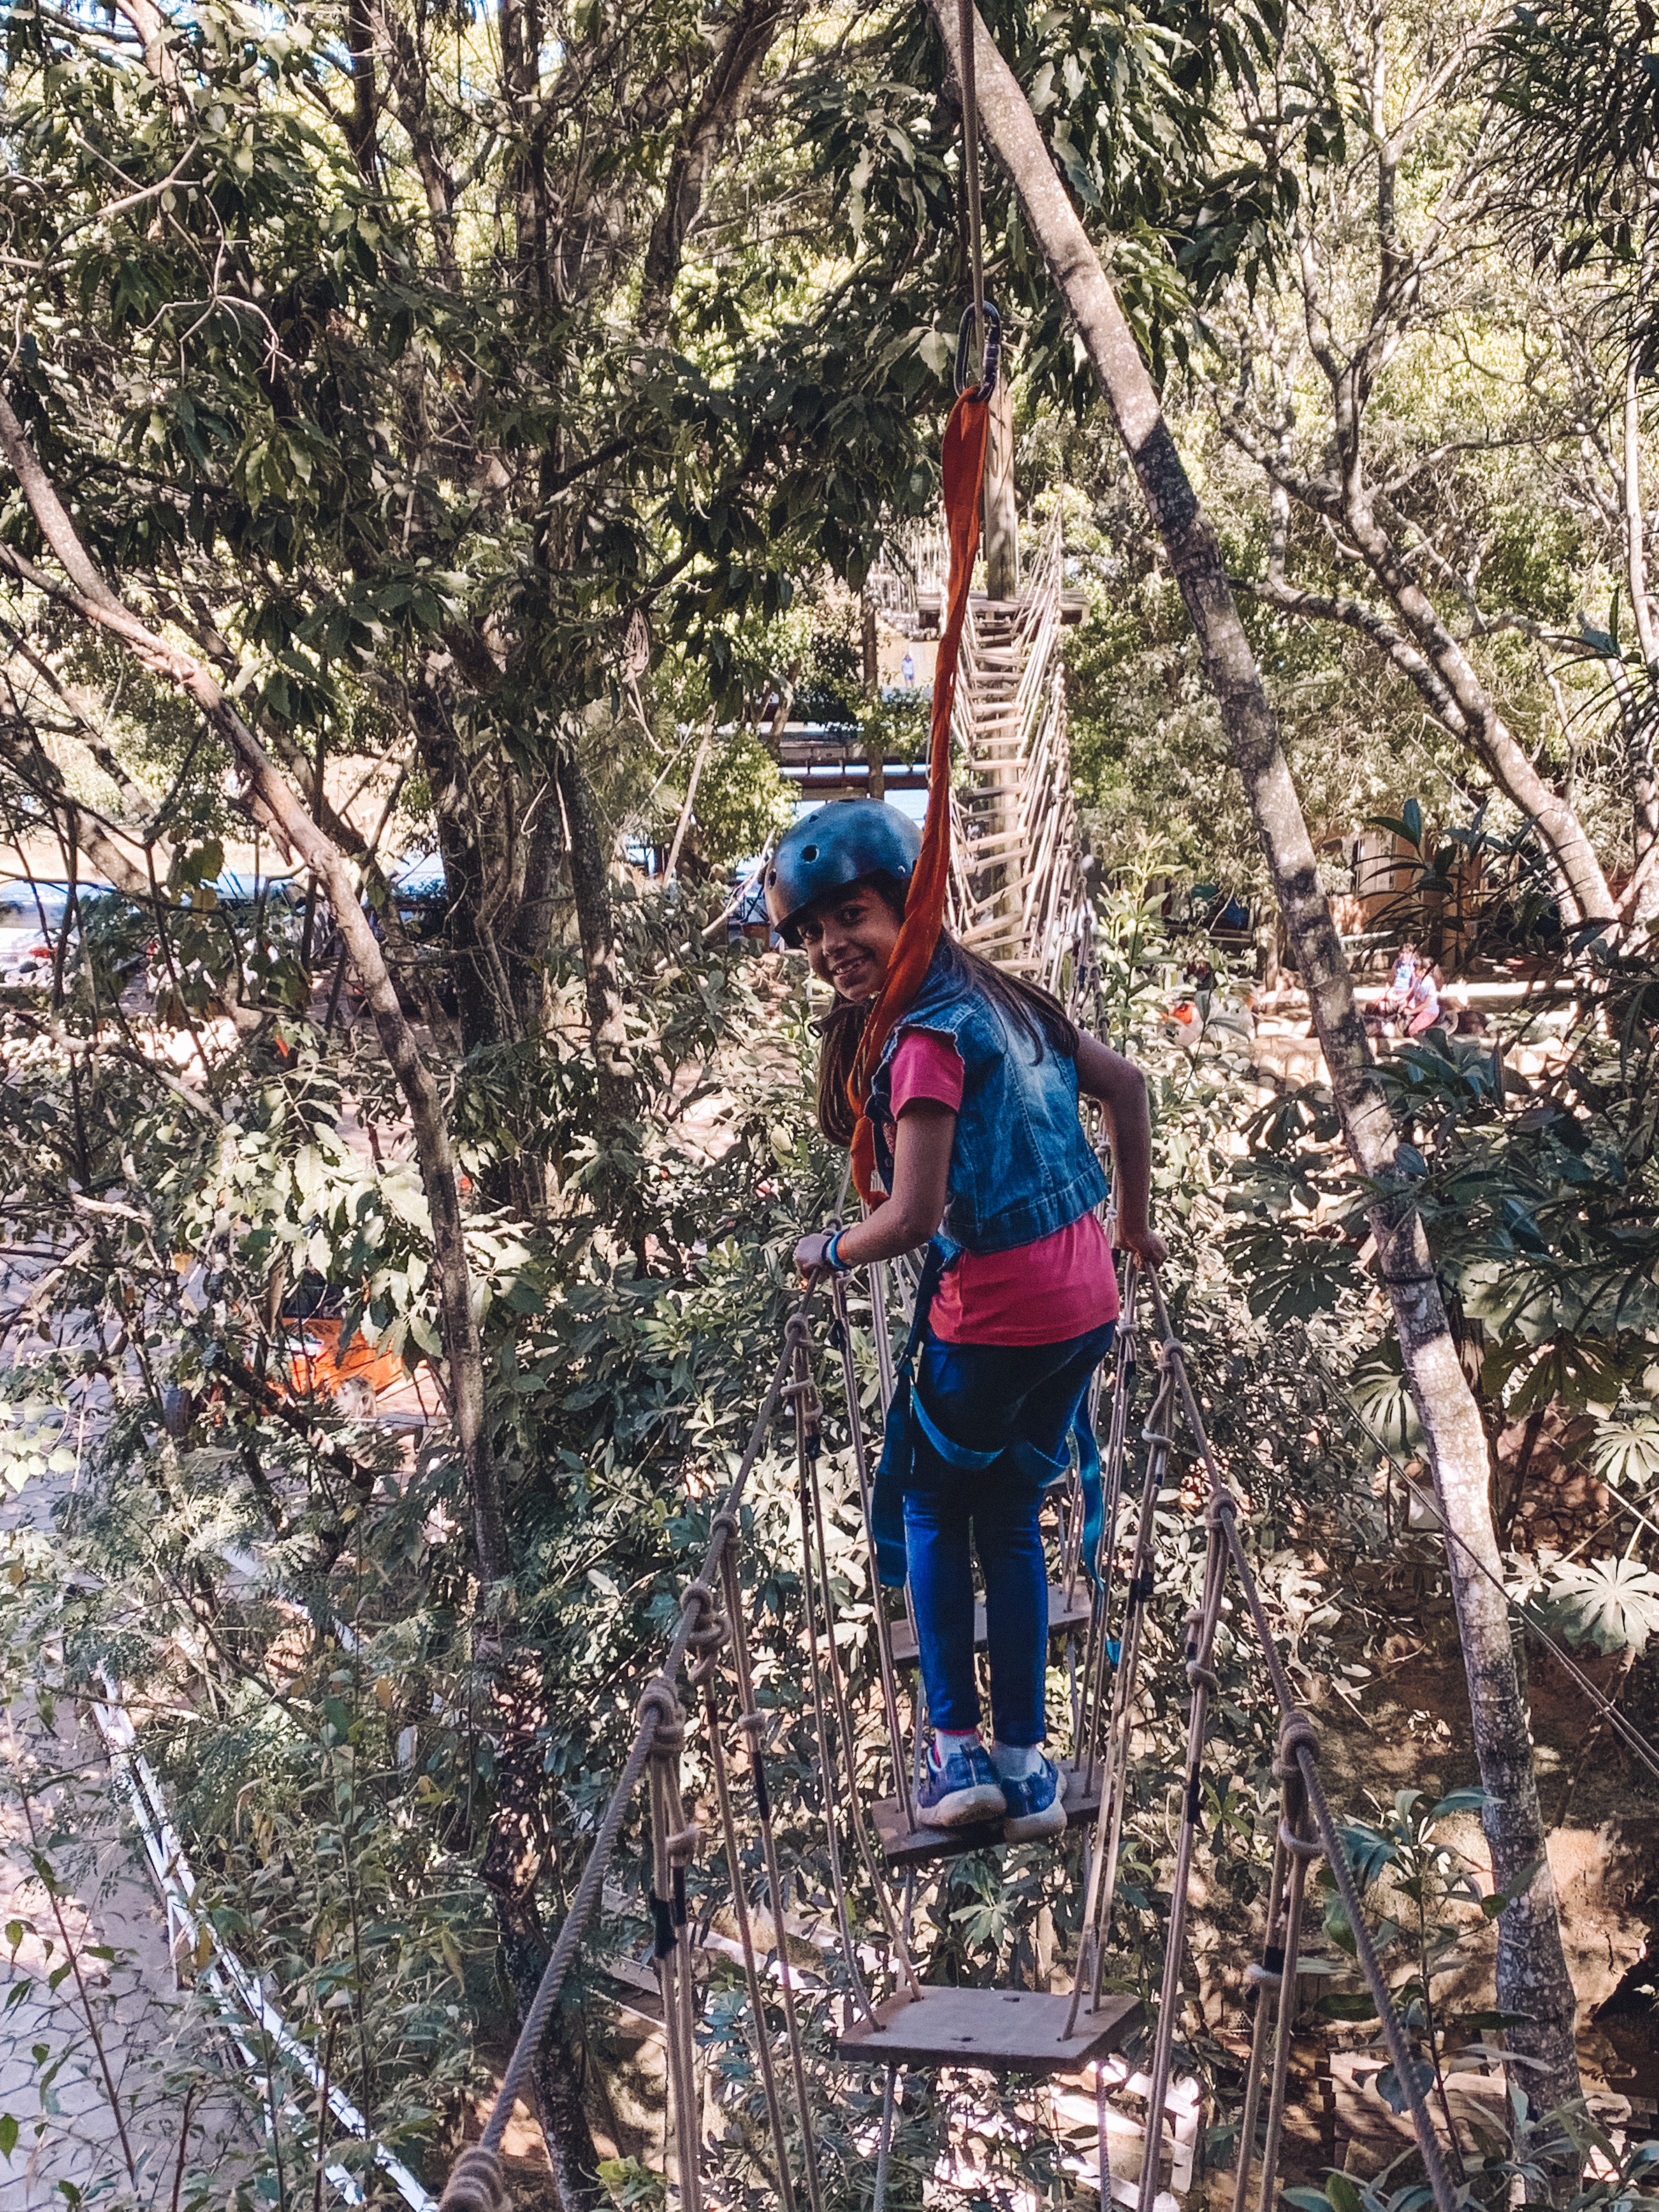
[764,801,922,944]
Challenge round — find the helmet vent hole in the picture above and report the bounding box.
[801,844,819,861]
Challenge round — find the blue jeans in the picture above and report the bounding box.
[902,1323,1114,1745]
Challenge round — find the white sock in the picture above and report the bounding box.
[933,1728,980,1764]
[990,1741,1043,1780]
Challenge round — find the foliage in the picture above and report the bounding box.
[1317,1785,1519,2088]
[1537,1553,1659,1657]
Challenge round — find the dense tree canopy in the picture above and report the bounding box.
[0,4,1655,2210]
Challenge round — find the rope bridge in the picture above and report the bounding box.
[437,1263,1462,2212]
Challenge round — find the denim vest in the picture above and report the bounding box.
[866,944,1108,1258]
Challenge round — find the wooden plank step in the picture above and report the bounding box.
[889,1581,1091,1667]
[872,1760,1102,1868]
[838,1987,1142,2075]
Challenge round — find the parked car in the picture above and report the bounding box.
[0,878,67,985]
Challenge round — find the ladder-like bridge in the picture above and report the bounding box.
[944,510,1097,1003]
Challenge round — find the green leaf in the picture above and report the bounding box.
[1590,1410,1659,1491]
[1539,1555,1659,1655]
[1316,1990,1380,2021]
[0,2112,16,2158]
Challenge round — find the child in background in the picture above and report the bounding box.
[767,801,1165,1842]
[1381,942,1419,1031]
[1404,959,1442,1037]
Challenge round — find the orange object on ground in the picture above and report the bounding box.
[848,387,992,1203]
[287,1317,407,1402]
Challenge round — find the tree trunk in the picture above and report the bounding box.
[0,392,512,1594]
[862,590,885,800]
[983,371,1019,601]
[554,741,633,1133]
[926,0,1583,2131]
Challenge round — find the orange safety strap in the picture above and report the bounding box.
[848,387,991,1204]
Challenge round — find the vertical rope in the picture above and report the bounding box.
[956,0,986,359]
[789,1345,921,2011]
[829,1272,913,1830]
[1064,1365,1175,2038]
[717,1541,826,2212]
[1256,1774,1322,2212]
[692,1611,798,2212]
[1228,1822,1288,2212]
[1133,1507,1227,2212]
[648,1722,704,2212]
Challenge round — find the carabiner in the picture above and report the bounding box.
[952,297,1002,398]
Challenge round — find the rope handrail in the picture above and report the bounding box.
[1141,1270,1461,2212]
[444,1250,1481,2212]
[469,1298,820,2170]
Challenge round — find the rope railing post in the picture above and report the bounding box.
[1072,1278,1143,1779]
[648,1697,704,2212]
[1238,1707,1336,2212]
[1064,1361,1175,2038]
[1137,1269,1462,2212]
[1229,1813,1290,2212]
[830,1269,913,1830]
[789,1339,923,2010]
[447,1301,819,2205]
[718,1538,827,2212]
[1133,1500,1227,2212]
[690,1602,799,2212]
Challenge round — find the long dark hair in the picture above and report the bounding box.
[812,874,1079,1147]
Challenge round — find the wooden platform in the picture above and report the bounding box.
[888,1579,1092,1667]
[871,1759,1101,1868]
[838,1986,1142,2074]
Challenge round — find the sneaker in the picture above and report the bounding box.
[1001,1754,1068,1843]
[916,1739,1006,1829]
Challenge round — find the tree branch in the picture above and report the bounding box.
[0,383,511,1589]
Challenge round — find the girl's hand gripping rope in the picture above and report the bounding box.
[1114,1220,1167,1268]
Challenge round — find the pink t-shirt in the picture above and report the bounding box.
[888,1030,1121,1346]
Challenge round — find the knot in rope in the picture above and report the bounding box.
[1274,1707,1320,1779]
[1277,1814,1324,1863]
[438,2146,512,2212]
[637,1673,686,1756]
[1204,1490,1238,1528]
[781,1310,814,1350]
[667,1820,703,1868]
[686,1600,731,1684]
[709,1506,741,1547]
[681,1577,720,1633]
[1153,1335,1187,1371]
[1182,1605,1220,1691]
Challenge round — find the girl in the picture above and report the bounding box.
[767,800,1165,1841]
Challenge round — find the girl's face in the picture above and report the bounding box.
[798,882,904,1001]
